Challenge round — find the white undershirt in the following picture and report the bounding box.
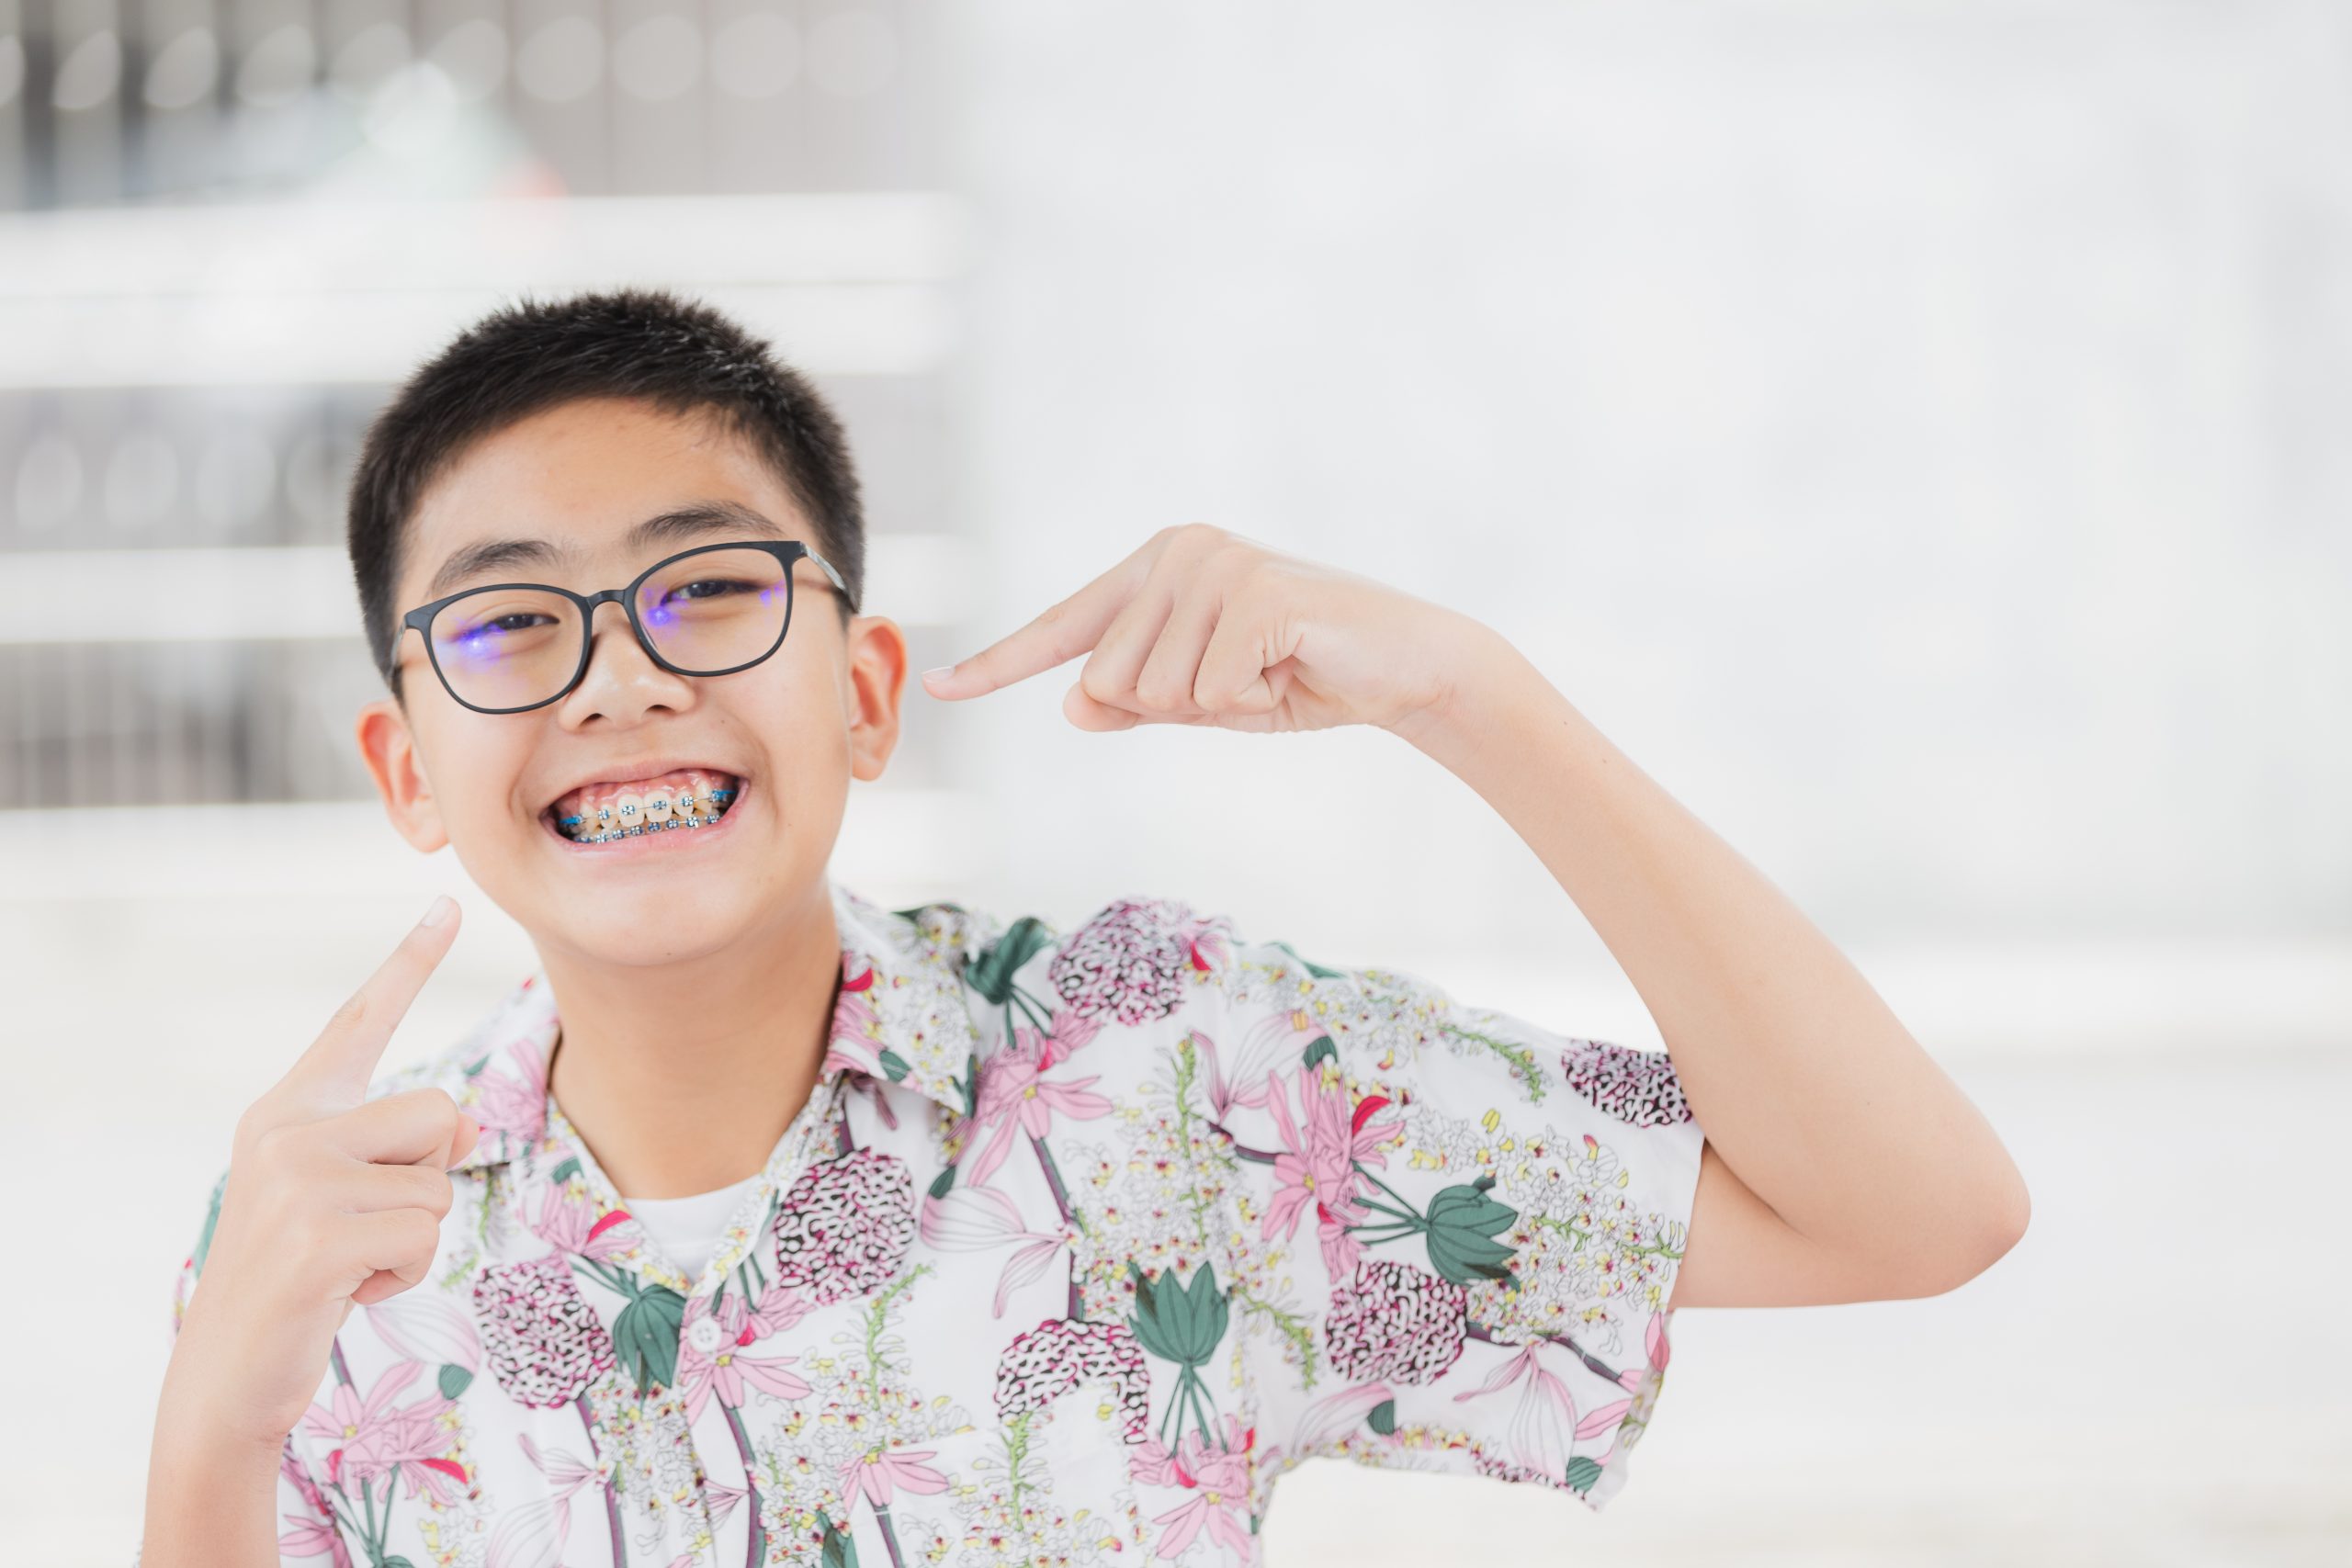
[618,1171,764,1280]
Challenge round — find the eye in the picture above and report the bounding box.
[661,576,758,605]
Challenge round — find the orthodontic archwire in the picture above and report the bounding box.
[557,786,736,844]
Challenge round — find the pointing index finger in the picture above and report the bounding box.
[921,546,1153,699]
[283,895,462,1107]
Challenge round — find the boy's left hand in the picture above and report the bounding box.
[919,524,1498,738]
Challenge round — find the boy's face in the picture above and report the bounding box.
[355,396,906,969]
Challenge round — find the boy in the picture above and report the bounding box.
[140,288,2029,1566]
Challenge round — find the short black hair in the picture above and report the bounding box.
[347,286,865,693]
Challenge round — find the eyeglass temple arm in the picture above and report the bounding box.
[804,545,852,603]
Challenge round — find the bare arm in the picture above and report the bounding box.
[1389,623,2031,1305]
[141,1375,288,1568]
[920,522,2030,1308]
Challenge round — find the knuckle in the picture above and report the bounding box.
[248,1119,296,1168]
[327,987,371,1035]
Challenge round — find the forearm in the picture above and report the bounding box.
[1394,623,2029,1269]
[142,1360,288,1568]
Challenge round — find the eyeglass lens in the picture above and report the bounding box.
[427,546,796,710]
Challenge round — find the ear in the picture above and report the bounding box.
[842,613,909,783]
[355,695,450,852]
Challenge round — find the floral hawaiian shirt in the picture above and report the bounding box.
[147,877,1707,1567]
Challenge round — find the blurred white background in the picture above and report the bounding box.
[3,1,2346,1563]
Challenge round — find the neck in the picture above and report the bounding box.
[538,878,842,1201]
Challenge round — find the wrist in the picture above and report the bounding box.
[1382,617,1547,766]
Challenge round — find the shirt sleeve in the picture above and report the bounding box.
[1201,919,1707,1513]
[138,1164,352,1567]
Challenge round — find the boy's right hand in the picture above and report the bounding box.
[164,895,479,1451]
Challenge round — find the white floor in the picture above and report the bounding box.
[6,807,2346,1566]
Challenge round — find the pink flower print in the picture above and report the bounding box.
[1324,1258,1468,1384]
[918,1184,1072,1316]
[837,1442,950,1567]
[836,1443,950,1508]
[696,1476,747,1536]
[1261,1065,1402,1280]
[772,1147,916,1302]
[362,1285,481,1375]
[471,1251,620,1407]
[1281,1380,1396,1463]
[1632,1309,1673,1387]
[529,1179,635,1263]
[1452,1341,1633,1483]
[299,1359,424,1488]
[1198,1006,1318,1120]
[1561,1037,1693,1128]
[1048,896,1210,1025]
[466,1035,549,1144]
[277,1442,354,1568]
[994,1317,1152,1443]
[1037,1006,1102,1068]
[486,1432,601,1568]
[1129,1415,1255,1561]
[674,1289,812,1422]
[964,1026,1114,1187]
[820,954,888,1079]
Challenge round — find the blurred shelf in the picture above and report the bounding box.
[0,533,976,644]
[0,192,967,386]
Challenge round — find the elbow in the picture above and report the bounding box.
[1917,1163,2032,1297]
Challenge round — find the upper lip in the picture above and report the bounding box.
[537,758,747,815]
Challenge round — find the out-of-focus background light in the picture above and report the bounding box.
[2,2,2345,1562]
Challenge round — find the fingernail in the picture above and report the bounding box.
[420,895,455,928]
[921,665,956,684]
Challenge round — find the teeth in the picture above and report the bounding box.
[555,785,737,844]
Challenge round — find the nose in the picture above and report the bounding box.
[555,598,697,727]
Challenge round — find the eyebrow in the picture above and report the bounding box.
[424,500,793,599]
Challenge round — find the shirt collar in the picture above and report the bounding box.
[440,876,1000,1173]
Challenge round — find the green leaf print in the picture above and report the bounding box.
[1423,1176,1521,1287]
[1367,1399,1396,1436]
[1129,1259,1234,1449]
[1126,1258,1228,1367]
[548,1156,582,1186]
[876,1047,910,1082]
[1271,938,1348,979]
[1300,1034,1337,1071]
[821,1511,863,1568]
[613,1283,688,1395]
[967,916,1054,1004]
[1564,1457,1603,1494]
[437,1363,473,1400]
[191,1168,228,1278]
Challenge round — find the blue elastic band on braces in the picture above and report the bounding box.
[558,786,734,830]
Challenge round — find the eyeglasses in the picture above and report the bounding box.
[397,539,851,714]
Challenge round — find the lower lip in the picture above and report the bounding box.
[541,781,750,858]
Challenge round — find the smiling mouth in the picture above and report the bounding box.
[541,769,744,848]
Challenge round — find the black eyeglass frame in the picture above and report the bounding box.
[396,538,853,715]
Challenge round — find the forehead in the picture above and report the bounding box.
[400,398,811,602]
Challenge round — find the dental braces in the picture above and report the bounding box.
[558,786,736,844]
